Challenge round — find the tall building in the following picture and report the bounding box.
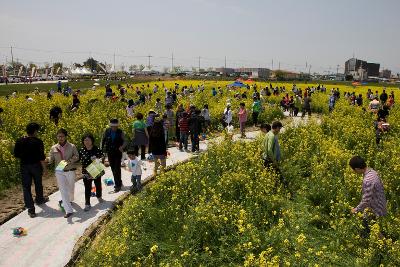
[366,63,380,77]
[344,58,380,78]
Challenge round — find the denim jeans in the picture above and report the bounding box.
[131,175,142,191]
[21,163,44,211]
[179,132,188,150]
[191,132,199,152]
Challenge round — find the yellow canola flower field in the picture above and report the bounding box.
[0,80,285,192]
[77,81,400,266]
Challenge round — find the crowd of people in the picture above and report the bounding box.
[6,81,389,238]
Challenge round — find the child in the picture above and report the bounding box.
[127,151,145,193]
[178,112,189,151]
[238,103,247,138]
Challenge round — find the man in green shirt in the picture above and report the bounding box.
[262,121,282,165]
[262,121,286,187]
[252,97,262,127]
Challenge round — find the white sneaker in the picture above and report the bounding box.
[84,205,91,211]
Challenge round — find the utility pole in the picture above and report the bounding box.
[10,45,14,75]
[308,65,311,75]
[171,53,174,71]
[224,56,227,69]
[198,56,201,72]
[278,61,280,70]
[10,46,14,65]
[336,64,339,75]
[113,52,116,72]
[271,59,273,70]
[147,54,153,69]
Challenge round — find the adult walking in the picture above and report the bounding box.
[132,113,149,160]
[262,121,285,187]
[79,134,104,212]
[349,156,387,237]
[302,93,311,117]
[164,104,175,141]
[49,129,79,218]
[175,104,185,142]
[14,122,48,218]
[251,97,262,127]
[148,120,167,176]
[101,119,127,192]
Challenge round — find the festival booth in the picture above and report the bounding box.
[228,81,247,88]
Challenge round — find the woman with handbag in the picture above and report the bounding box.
[49,129,79,218]
[79,133,104,211]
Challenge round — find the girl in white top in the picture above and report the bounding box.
[224,104,233,126]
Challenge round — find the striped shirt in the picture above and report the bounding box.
[178,118,189,133]
[356,169,387,216]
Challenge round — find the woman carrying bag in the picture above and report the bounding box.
[79,133,104,211]
[48,129,79,218]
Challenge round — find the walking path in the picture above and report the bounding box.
[0,112,309,267]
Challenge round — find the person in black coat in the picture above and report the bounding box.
[148,120,167,176]
[14,123,48,218]
[101,119,127,192]
[79,133,104,211]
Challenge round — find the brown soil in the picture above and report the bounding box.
[0,169,83,225]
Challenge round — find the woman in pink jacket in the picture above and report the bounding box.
[238,102,248,138]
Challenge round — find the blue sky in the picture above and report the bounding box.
[0,0,399,73]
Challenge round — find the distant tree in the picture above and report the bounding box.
[83,57,98,71]
[53,62,63,71]
[29,62,38,69]
[7,61,24,73]
[139,64,145,71]
[74,63,83,68]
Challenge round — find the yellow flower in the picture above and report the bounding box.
[150,244,158,254]
[296,233,306,245]
[181,251,190,257]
